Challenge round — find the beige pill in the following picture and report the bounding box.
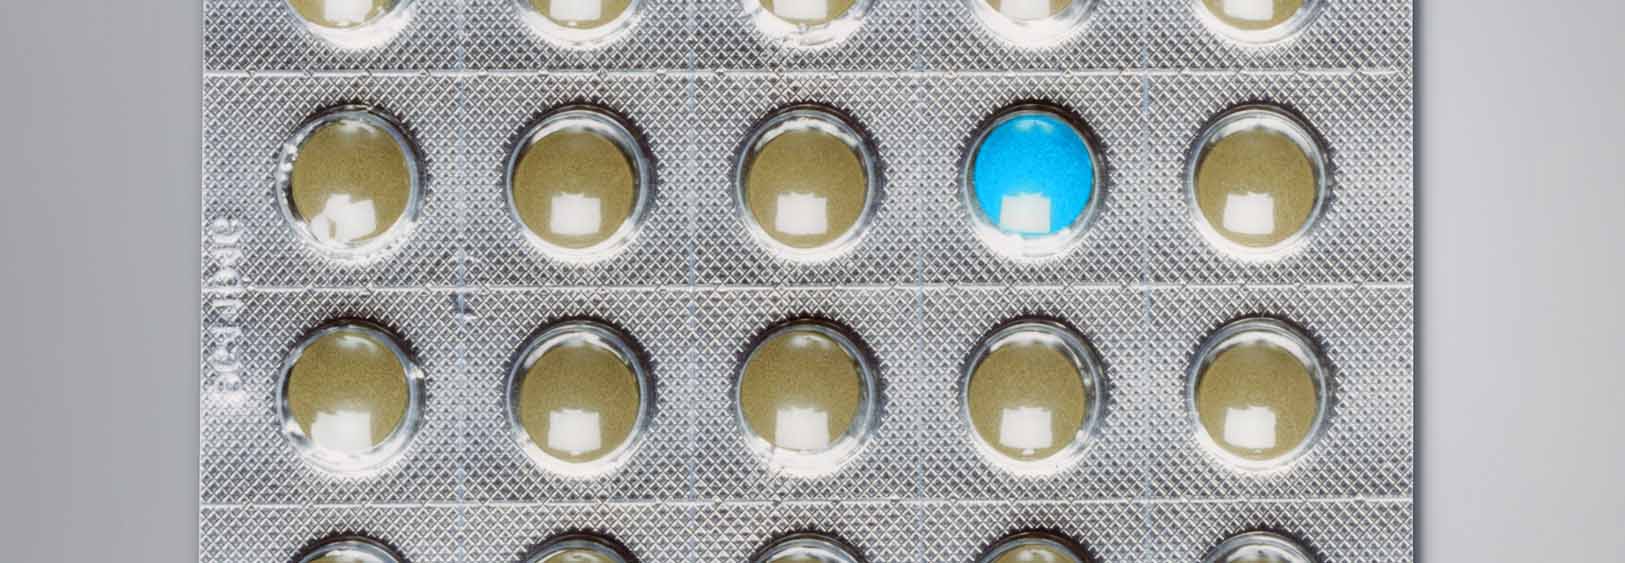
[510,119,640,252]
[284,325,411,456]
[1192,111,1321,251]
[1199,0,1305,31]
[287,113,416,250]
[738,326,866,454]
[983,0,1073,21]
[760,0,856,25]
[1193,324,1322,464]
[742,115,871,252]
[529,0,632,29]
[288,0,397,29]
[514,329,644,465]
[966,330,1090,463]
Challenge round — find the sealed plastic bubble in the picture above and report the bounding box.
[977,531,1090,563]
[750,532,865,563]
[294,535,407,563]
[278,320,425,474]
[283,0,416,48]
[734,319,879,477]
[1202,531,1318,563]
[276,104,424,259]
[1187,317,1329,471]
[506,105,654,263]
[1185,104,1327,260]
[1192,0,1324,45]
[744,0,873,47]
[961,103,1104,260]
[515,0,642,48]
[524,533,639,563]
[506,320,654,478]
[964,0,1097,48]
[960,319,1104,476]
[735,105,880,262]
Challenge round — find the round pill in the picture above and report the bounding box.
[963,105,1101,258]
[508,107,650,259]
[287,0,398,29]
[1187,106,1326,255]
[753,533,864,563]
[1200,0,1304,32]
[1194,0,1321,44]
[296,537,403,563]
[983,0,1071,22]
[529,0,632,29]
[978,532,1088,563]
[282,107,421,254]
[736,321,877,474]
[1188,318,1327,469]
[280,322,422,472]
[761,0,856,25]
[509,321,651,475]
[1202,532,1318,563]
[962,321,1103,472]
[525,535,635,563]
[737,107,877,259]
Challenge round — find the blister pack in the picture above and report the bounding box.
[202,0,1413,561]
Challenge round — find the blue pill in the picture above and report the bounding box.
[970,112,1097,237]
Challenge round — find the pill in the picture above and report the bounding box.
[739,107,876,257]
[761,0,855,25]
[1201,0,1304,31]
[286,0,397,29]
[1190,318,1326,468]
[964,105,1101,257]
[529,0,632,29]
[963,321,1101,469]
[510,321,650,474]
[987,0,1071,22]
[280,322,420,471]
[284,108,420,253]
[508,107,648,258]
[736,321,877,474]
[1189,107,1324,254]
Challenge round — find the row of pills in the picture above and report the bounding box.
[281,314,1328,477]
[287,0,1327,50]
[282,101,1327,263]
[296,529,1321,563]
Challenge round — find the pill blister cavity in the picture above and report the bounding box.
[295,536,404,563]
[279,321,424,474]
[978,532,1090,563]
[735,320,879,477]
[519,0,642,48]
[1203,531,1318,563]
[962,320,1104,475]
[507,106,652,262]
[279,106,423,258]
[737,106,879,262]
[963,104,1103,260]
[1186,105,1327,259]
[1188,318,1328,471]
[284,0,414,48]
[507,321,653,477]
[752,533,864,563]
[1194,0,1322,44]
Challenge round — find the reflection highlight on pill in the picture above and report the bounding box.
[1202,0,1304,30]
[762,0,855,25]
[987,0,1071,21]
[529,0,632,28]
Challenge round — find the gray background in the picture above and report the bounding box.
[0,0,1619,560]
